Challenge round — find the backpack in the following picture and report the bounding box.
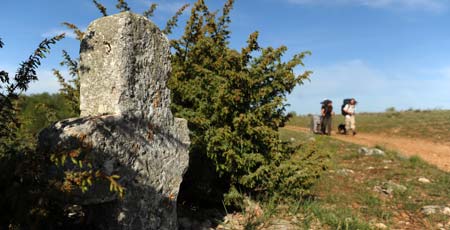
[341,98,352,116]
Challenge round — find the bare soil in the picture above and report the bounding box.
[284,126,450,172]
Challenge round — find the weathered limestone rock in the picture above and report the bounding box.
[373,181,407,196]
[79,11,172,126]
[418,177,431,183]
[358,147,386,156]
[38,12,189,230]
[373,223,388,229]
[421,205,450,216]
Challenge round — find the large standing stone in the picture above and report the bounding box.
[79,11,172,126]
[38,12,189,230]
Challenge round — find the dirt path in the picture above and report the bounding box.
[284,126,450,172]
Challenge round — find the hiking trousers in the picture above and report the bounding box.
[321,116,332,135]
[345,115,356,131]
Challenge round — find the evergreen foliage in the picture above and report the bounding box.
[62,22,84,40]
[143,3,158,19]
[0,34,64,152]
[168,0,327,200]
[115,0,130,12]
[93,0,108,17]
[52,50,80,115]
[162,4,190,35]
[55,23,83,116]
[0,35,68,228]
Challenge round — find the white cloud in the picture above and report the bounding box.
[287,0,446,12]
[42,25,87,40]
[287,60,450,114]
[42,29,77,39]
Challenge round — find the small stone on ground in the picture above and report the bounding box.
[418,177,431,183]
[421,205,450,216]
[374,223,388,229]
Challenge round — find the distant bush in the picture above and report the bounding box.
[385,107,396,113]
[288,111,298,117]
[16,93,77,140]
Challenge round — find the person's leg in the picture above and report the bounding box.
[327,117,332,135]
[324,117,330,134]
[320,116,326,134]
[345,115,351,134]
[321,117,327,134]
[350,116,356,135]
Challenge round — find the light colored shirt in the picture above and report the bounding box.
[344,104,355,115]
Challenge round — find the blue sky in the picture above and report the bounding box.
[1,0,450,114]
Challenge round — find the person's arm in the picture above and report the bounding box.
[321,108,325,116]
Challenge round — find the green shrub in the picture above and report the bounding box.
[239,142,329,200]
[169,0,328,200]
[0,35,68,228]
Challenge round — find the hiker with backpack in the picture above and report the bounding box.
[342,98,357,135]
[321,99,333,135]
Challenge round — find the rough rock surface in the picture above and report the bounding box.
[374,181,407,196]
[336,168,355,175]
[418,177,431,183]
[38,12,189,230]
[373,223,388,229]
[421,205,450,216]
[358,147,370,155]
[358,147,386,156]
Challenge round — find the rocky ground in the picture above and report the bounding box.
[178,126,450,229]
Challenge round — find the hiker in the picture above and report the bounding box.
[321,99,333,135]
[343,98,357,135]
